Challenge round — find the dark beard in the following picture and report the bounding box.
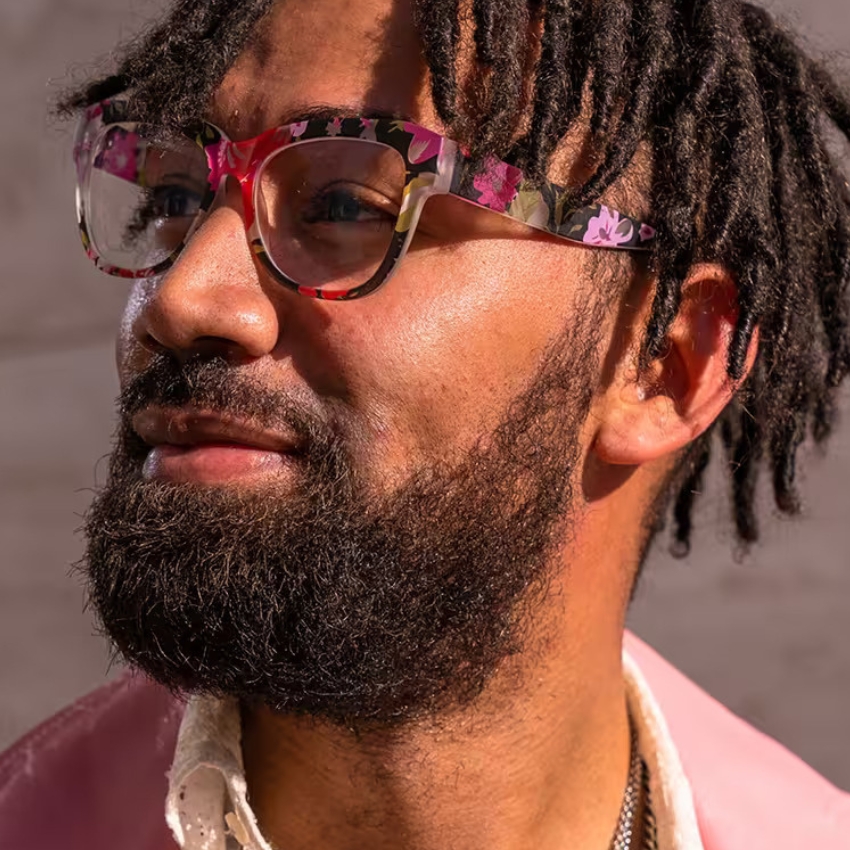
[80,317,600,728]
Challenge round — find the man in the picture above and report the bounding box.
[1,0,848,847]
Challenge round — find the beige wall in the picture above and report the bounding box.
[0,0,847,788]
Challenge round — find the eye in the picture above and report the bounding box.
[149,184,203,220]
[122,184,203,248]
[302,187,394,226]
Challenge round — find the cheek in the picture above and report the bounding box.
[323,239,588,465]
[116,280,157,386]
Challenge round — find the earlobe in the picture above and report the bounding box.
[592,265,758,467]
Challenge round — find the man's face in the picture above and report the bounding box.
[82,0,614,726]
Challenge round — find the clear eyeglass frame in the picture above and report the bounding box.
[73,99,657,301]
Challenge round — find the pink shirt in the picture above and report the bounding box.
[0,633,847,849]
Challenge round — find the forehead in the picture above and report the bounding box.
[211,0,436,138]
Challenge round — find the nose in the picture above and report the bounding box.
[130,191,281,363]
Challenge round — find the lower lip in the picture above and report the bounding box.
[143,444,298,484]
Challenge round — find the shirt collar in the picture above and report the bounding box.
[623,651,704,850]
[166,650,705,850]
[166,696,270,850]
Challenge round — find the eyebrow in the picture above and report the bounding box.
[290,104,414,123]
[217,103,416,130]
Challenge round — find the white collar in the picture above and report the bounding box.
[166,650,705,850]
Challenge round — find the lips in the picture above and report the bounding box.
[133,407,305,484]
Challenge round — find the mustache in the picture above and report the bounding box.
[118,353,335,453]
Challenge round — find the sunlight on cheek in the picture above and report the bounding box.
[345,239,587,456]
[398,238,580,367]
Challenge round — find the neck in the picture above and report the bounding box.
[241,572,631,850]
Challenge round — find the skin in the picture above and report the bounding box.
[118,1,756,848]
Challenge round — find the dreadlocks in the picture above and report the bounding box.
[60,0,850,553]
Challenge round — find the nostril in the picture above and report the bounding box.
[185,336,254,364]
[139,333,252,366]
[139,331,168,356]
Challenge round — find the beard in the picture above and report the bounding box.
[80,315,601,729]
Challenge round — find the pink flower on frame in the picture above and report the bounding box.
[639,223,656,243]
[326,118,343,137]
[360,118,378,142]
[291,121,309,139]
[582,206,634,247]
[404,122,442,164]
[205,141,227,190]
[473,159,523,213]
[95,127,141,184]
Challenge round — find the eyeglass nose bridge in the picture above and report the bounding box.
[204,126,290,230]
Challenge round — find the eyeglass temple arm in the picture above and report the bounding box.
[448,154,656,251]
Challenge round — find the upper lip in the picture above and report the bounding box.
[132,407,303,453]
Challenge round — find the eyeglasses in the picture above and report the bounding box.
[73,99,656,301]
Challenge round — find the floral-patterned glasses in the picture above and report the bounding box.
[73,99,656,300]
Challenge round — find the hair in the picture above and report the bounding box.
[60,0,850,554]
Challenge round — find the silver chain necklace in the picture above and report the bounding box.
[609,725,658,850]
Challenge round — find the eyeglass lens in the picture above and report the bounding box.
[85,127,407,289]
[87,126,207,272]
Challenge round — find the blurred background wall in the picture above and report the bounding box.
[0,0,848,788]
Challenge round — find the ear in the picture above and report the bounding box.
[592,264,758,466]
